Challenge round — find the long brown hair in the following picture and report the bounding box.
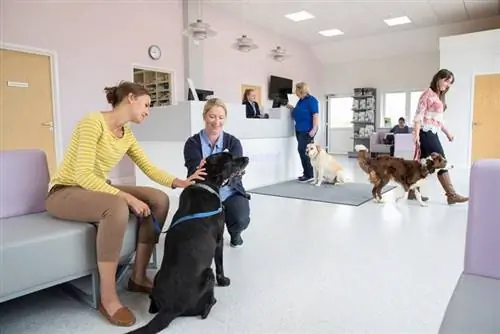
[242,88,254,103]
[429,69,454,110]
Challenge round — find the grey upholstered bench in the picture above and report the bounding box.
[0,149,157,308]
[439,160,500,333]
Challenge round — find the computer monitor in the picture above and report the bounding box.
[188,88,214,102]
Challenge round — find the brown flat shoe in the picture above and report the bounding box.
[127,278,153,295]
[98,303,136,327]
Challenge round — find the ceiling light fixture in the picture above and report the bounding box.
[384,16,411,26]
[319,29,344,37]
[284,11,315,22]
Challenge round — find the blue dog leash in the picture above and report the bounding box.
[135,183,223,234]
[168,206,223,231]
[168,183,223,232]
[136,213,162,234]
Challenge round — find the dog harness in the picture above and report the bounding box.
[167,183,223,232]
[135,183,223,234]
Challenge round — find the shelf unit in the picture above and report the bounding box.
[348,87,377,158]
[133,67,172,107]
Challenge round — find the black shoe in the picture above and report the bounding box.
[298,175,313,183]
[230,234,244,248]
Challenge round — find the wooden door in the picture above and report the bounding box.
[471,73,500,162]
[0,49,57,174]
[241,84,262,106]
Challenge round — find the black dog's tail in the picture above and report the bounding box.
[126,310,179,334]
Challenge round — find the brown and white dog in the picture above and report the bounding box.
[306,143,350,186]
[354,144,448,206]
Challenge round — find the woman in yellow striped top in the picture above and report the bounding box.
[46,81,205,327]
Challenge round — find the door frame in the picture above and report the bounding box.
[131,63,177,105]
[324,93,336,152]
[469,71,500,164]
[0,43,63,164]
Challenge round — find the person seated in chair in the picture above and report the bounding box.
[388,117,410,156]
[45,81,205,327]
[184,98,251,248]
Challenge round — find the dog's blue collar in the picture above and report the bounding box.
[167,183,223,232]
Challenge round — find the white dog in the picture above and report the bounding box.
[306,143,350,186]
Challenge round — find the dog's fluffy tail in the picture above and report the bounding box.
[354,144,372,174]
[126,309,179,334]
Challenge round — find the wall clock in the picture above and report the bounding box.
[148,45,161,60]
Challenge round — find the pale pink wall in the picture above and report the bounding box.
[2,0,184,179]
[202,6,323,106]
[3,1,323,181]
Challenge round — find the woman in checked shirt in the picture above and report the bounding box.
[412,69,468,205]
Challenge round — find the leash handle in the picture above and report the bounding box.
[136,214,162,234]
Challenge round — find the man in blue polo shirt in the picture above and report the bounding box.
[286,82,319,183]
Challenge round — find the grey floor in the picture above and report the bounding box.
[0,156,470,334]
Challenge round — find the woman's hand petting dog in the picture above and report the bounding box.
[173,165,207,189]
[189,166,207,183]
[197,159,206,170]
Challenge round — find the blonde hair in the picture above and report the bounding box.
[203,98,227,117]
[295,82,310,96]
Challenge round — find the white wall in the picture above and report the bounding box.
[324,52,440,154]
[439,28,500,169]
[134,139,302,199]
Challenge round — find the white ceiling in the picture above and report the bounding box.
[205,0,500,45]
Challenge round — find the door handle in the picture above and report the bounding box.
[41,121,54,132]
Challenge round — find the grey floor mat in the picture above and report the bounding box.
[248,180,396,206]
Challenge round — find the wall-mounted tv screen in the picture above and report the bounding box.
[268,75,293,100]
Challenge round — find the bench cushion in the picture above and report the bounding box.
[0,149,49,219]
[439,274,500,333]
[0,212,138,302]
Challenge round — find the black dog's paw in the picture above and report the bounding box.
[201,297,217,319]
[216,275,231,287]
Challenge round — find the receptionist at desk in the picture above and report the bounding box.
[242,88,269,119]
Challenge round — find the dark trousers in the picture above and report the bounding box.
[223,193,250,237]
[419,130,447,175]
[296,131,315,178]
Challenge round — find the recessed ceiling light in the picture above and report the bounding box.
[319,29,344,37]
[384,16,412,26]
[284,11,315,22]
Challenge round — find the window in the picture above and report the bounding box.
[409,91,424,123]
[383,92,406,127]
[328,97,353,128]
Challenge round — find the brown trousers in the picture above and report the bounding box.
[45,185,169,262]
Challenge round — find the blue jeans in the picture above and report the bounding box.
[296,131,315,178]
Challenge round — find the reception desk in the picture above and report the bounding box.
[131,101,302,198]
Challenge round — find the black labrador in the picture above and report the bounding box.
[127,151,249,334]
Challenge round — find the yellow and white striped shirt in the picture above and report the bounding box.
[50,112,175,194]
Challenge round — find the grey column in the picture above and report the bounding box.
[183,0,204,96]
